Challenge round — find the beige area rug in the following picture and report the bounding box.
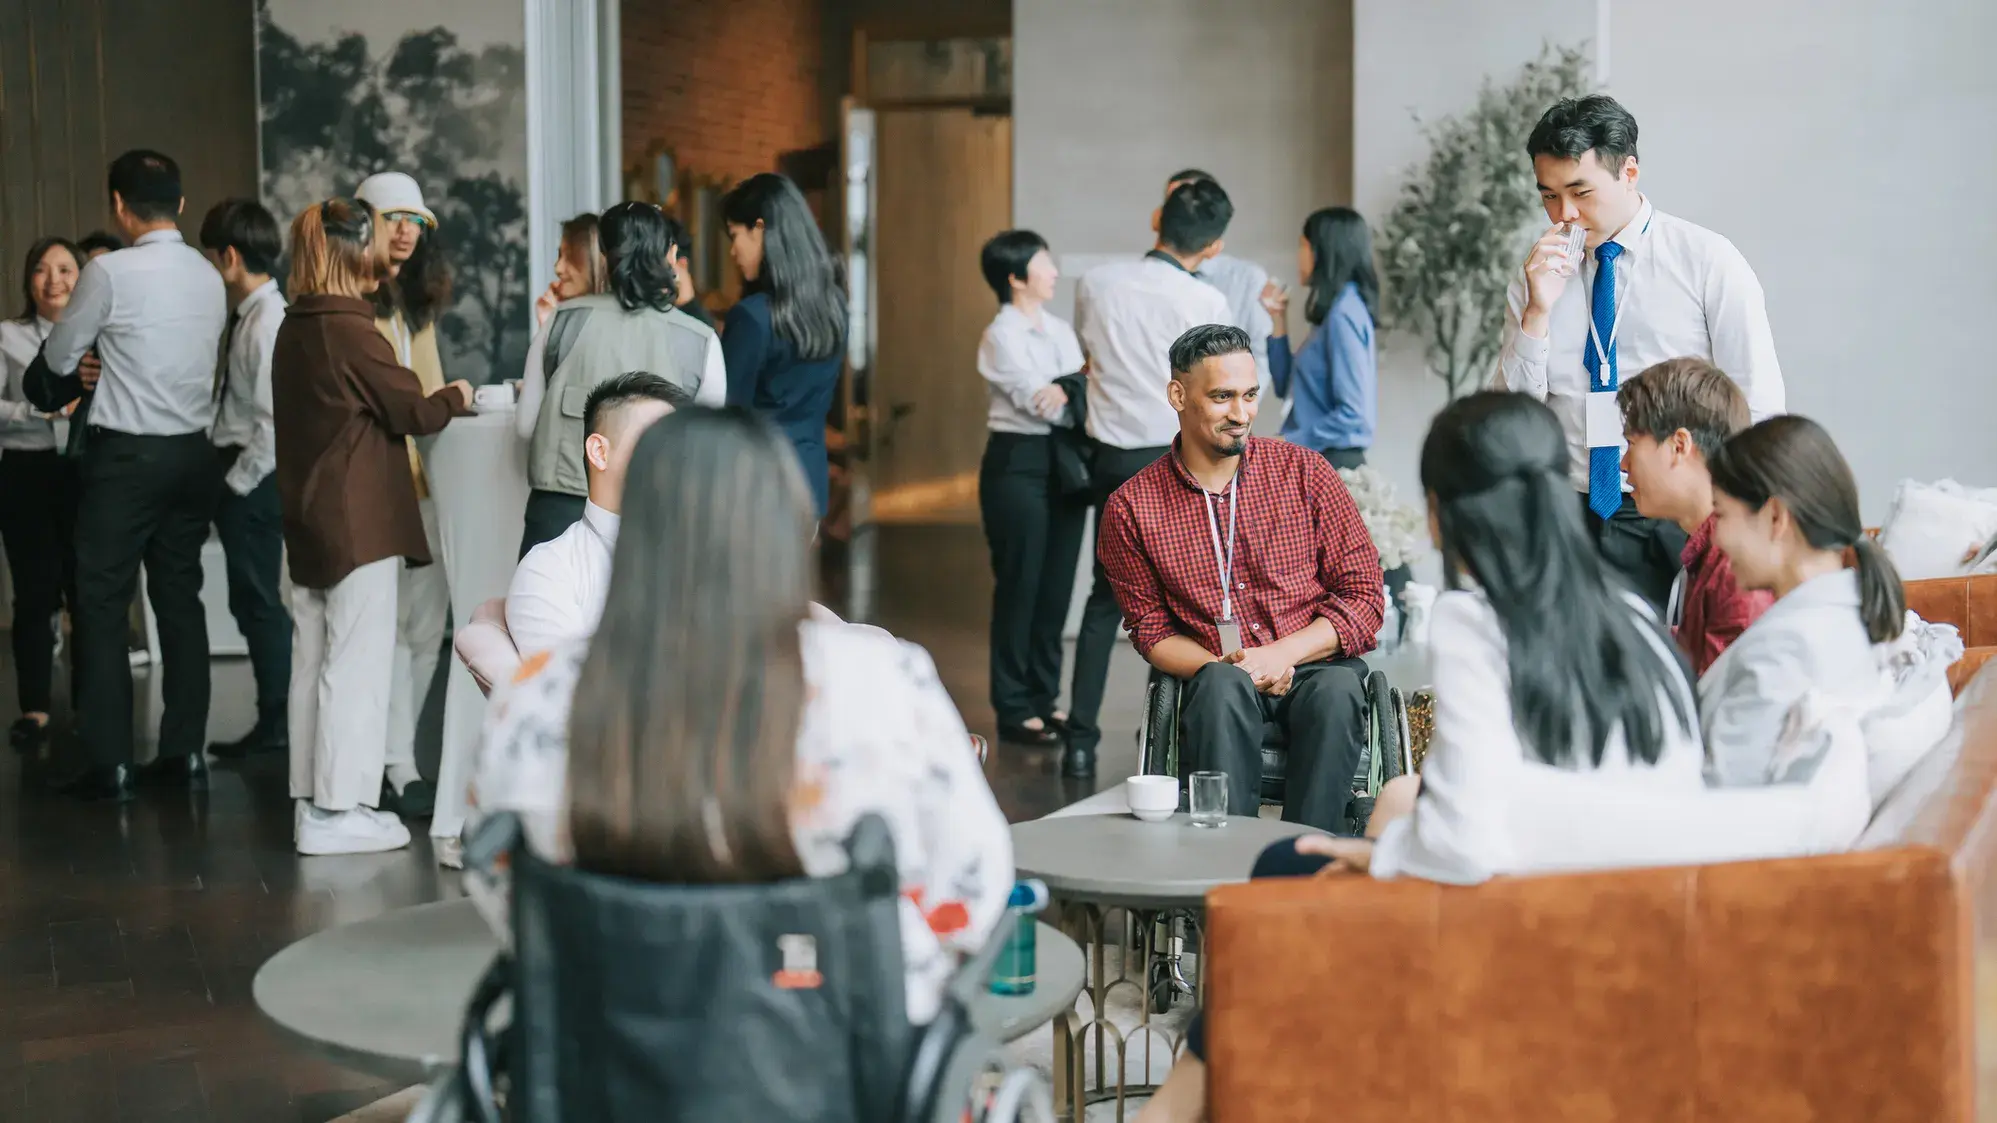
[331,1086,423,1122]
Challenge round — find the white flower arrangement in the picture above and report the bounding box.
[1337,464,1428,572]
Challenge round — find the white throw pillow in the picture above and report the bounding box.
[1861,611,1963,808]
[1878,479,1997,580]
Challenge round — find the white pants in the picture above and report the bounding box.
[387,498,449,779]
[288,557,399,809]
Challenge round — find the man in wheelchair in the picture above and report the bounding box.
[1098,324,1385,831]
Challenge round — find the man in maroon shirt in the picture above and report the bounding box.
[1618,357,1773,676]
[1096,324,1384,828]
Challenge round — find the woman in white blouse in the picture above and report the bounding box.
[1700,415,1907,785]
[0,236,83,751]
[975,229,1087,748]
[471,406,1014,1025]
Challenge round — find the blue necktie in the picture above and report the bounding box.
[1585,241,1626,520]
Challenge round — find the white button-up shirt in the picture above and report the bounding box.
[978,303,1083,436]
[41,228,227,437]
[1494,198,1785,492]
[212,279,286,494]
[1197,253,1273,384]
[1075,255,1231,450]
[506,500,619,657]
[0,315,57,451]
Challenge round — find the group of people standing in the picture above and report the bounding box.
[975,166,1386,777]
[0,145,852,858]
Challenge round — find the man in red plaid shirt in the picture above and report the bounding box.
[1098,324,1384,829]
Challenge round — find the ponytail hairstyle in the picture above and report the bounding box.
[1708,414,1904,643]
[598,201,675,313]
[1421,392,1692,768]
[288,198,385,298]
[721,173,846,361]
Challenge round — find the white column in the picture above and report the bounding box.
[524,0,621,302]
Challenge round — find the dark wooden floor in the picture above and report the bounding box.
[0,524,1150,1121]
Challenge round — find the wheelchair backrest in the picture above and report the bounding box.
[504,815,914,1123]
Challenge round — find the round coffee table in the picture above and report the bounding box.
[1010,812,1324,1121]
[254,898,1084,1082]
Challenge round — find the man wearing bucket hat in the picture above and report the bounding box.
[354,170,451,821]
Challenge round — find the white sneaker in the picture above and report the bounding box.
[433,835,465,870]
[296,801,413,856]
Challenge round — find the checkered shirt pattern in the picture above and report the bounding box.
[1098,437,1385,659]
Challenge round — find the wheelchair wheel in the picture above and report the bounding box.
[1147,957,1174,1014]
[1370,673,1404,786]
[1140,671,1180,781]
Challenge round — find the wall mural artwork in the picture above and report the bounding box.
[255,0,530,383]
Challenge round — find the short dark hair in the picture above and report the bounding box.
[1157,179,1232,257]
[1168,323,1251,379]
[1164,168,1216,191]
[599,202,676,314]
[107,149,182,223]
[77,231,124,256]
[1616,357,1749,461]
[1526,95,1640,174]
[584,371,692,440]
[199,198,282,276]
[978,229,1048,305]
[659,213,690,260]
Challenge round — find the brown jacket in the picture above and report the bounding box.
[274,295,470,590]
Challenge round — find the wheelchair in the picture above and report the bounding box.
[1132,661,1414,1012]
[406,813,1050,1123]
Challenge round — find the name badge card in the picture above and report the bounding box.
[1586,390,1622,448]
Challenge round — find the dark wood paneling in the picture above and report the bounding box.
[0,0,256,266]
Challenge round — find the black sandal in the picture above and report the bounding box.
[998,721,1064,747]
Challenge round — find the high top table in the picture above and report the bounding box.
[1010,812,1325,1122]
[253,898,1085,1083]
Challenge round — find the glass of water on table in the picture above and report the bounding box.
[1189,771,1228,828]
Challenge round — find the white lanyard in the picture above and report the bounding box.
[1583,212,1651,388]
[1201,484,1239,622]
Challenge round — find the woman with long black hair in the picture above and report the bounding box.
[1259,206,1378,469]
[471,407,1011,1024]
[0,236,83,750]
[721,173,848,518]
[518,201,725,554]
[1701,415,1906,786]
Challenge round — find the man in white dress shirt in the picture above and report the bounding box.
[26,150,229,800]
[1064,179,1233,777]
[1495,95,1783,609]
[506,372,689,656]
[1157,170,1274,385]
[198,198,293,761]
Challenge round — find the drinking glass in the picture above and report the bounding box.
[1189,771,1229,828]
[1555,222,1587,277]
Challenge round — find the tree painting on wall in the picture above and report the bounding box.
[255,0,529,384]
[1379,43,1593,399]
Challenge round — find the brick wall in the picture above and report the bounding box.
[622,0,833,187]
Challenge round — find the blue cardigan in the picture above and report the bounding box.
[722,293,844,517]
[1268,281,1376,452]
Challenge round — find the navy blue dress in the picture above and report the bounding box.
[721,293,843,517]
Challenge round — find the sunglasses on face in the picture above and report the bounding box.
[383,211,433,231]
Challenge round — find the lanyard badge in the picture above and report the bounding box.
[1203,485,1242,654]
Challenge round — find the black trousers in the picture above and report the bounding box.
[74,430,217,765]
[1583,493,1688,614]
[1177,658,1368,831]
[213,447,292,729]
[0,448,77,714]
[520,488,588,559]
[979,432,1087,727]
[1066,441,1170,754]
[1320,447,1367,470]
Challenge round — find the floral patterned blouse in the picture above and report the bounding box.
[468,618,1015,1025]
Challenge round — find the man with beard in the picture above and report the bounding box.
[1096,324,1383,831]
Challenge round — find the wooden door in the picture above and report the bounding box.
[868,108,1011,523]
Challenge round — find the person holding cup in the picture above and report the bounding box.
[1494,94,1784,611]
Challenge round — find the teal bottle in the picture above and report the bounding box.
[991,879,1049,996]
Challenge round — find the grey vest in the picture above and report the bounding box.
[528,294,714,495]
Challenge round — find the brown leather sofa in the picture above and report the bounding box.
[1907,573,1997,695]
[1202,578,1997,1122]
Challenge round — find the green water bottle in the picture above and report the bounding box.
[990,879,1049,996]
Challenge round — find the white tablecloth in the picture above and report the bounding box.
[417,406,529,840]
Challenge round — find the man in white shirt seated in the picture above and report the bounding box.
[1494,94,1783,610]
[506,372,688,655]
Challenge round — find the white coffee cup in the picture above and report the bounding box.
[473,383,516,410]
[1125,774,1179,822]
